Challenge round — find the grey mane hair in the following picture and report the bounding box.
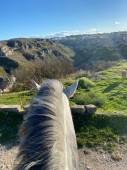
[14,79,79,170]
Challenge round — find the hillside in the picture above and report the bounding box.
[58,31,127,71]
[0,38,74,73]
[1,32,127,75]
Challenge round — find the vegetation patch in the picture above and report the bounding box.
[111,151,123,161]
[73,113,127,153]
[0,90,34,107]
[72,90,105,107]
[0,112,23,144]
[78,77,95,89]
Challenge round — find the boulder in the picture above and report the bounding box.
[0,75,16,93]
[0,46,13,56]
[71,105,85,114]
[85,104,97,114]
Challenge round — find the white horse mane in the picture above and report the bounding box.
[14,79,79,170]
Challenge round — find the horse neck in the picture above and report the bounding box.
[63,94,79,170]
[15,89,78,170]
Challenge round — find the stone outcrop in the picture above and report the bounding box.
[0,75,16,94]
[37,51,45,57]
[42,48,52,54]
[0,46,13,56]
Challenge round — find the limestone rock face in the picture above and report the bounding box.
[85,104,97,114]
[0,46,13,56]
[37,50,45,57]
[42,48,52,54]
[7,40,35,50]
[0,75,16,93]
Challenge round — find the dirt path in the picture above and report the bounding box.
[0,144,127,170]
[0,144,18,170]
[79,149,127,170]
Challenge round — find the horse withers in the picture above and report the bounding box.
[14,79,79,170]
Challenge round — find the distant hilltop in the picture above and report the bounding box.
[58,31,127,71]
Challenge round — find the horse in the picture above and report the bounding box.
[14,79,79,170]
[122,70,127,78]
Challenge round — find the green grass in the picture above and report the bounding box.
[73,113,127,152]
[70,61,127,112]
[91,62,127,111]
[0,90,34,107]
[0,112,23,144]
[72,90,105,107]
[78,77,95,89]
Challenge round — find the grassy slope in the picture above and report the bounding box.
[0,90,34,107]
[92,61,127,112]
[65,61,127,112]
[64,61,127,154]
[1,61,127,111]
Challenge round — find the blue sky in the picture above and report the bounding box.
[0,0,127,40]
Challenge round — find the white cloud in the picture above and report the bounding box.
[115,21,120,25]
[30,30,80,39]
[87,28,99,34]
[46,30,80,38]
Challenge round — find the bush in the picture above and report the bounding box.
[12,57,74,91]
[72,91,105,107]
[78,77,95,89]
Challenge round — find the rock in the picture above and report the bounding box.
[83,162,91,170]
[42,48,52,54]
[86,165,91,170]
[85,104,97,114]
[37,50,45,57]
[103,154,106,159]
[0,75,16,93]
[71,105,85,114]
[0,105,23,113]
[0,46,13,56]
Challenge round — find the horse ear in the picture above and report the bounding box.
[64,79,79,98]
[31,80,40,91]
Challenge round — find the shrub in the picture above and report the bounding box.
[72,91,105,107]
[12,57,74,91]
[77,138,84,148]
[78,77,95,89]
